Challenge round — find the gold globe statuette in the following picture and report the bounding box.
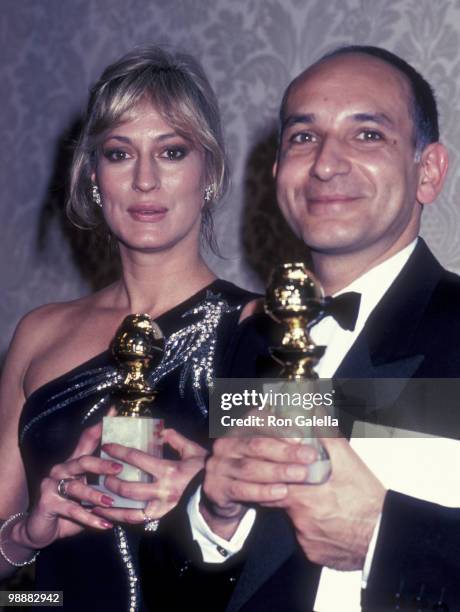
[265,262,325,380]
[99,314,165,508]
[265,262,332,483]
[112,313,165,417]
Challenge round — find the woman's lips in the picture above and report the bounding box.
[127,205,168,222]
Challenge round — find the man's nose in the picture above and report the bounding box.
[310,137,351,180]
[132,156,160,192]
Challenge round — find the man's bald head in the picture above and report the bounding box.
[279,45,439,156]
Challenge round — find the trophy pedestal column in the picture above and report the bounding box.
[97,416,163,509]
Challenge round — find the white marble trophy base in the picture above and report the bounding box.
[97,415,163,508]
[298,438,331,484]
[263,380,332,484]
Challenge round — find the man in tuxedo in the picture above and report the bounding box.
[142,46,460,611]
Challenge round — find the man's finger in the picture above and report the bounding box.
[208,454,310,484]
[226,479,289,504]
[214,436,316,464]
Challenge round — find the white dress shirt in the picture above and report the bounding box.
[187,240,417,574]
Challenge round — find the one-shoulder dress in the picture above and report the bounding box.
[18,280,255,612]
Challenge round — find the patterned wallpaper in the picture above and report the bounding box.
[2,0,460,356]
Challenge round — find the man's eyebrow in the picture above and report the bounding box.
[282,112,395,132]
[282,114,316,131]
[352,112,394,127]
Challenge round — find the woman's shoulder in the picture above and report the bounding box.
[15,295,94,340]
[2,298,91,412]
[11,293,103,369]
[15,292,113,398]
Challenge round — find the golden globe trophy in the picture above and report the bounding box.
[265,262,332,484]
[99,314,165,508]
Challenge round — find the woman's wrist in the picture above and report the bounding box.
[0,513,40,567]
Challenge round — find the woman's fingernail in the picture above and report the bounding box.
[101,520,113,529]
[101,495,114,507]
[111,462,123,471]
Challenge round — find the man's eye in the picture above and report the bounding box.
[103,149,129,162]
[357,130,384,142]
[289,132,316,144]
[162,147,187,161]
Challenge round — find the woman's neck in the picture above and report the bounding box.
[112,245,216,317]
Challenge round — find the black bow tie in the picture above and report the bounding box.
[321,292,361,331]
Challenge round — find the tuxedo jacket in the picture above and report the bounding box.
[141,240,460,612]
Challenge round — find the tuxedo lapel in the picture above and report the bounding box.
[334,334,424,380]
[225,512,298,612]
[335,239,442,380]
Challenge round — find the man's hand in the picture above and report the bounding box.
[200,436,317,540]
[264,436,386,570]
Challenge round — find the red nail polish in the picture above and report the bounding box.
[111,462,123,470]
[101,495,114,506]
[101,520,113,529]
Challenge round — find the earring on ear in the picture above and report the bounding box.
[92,184,102,208]
[204,186,213,203]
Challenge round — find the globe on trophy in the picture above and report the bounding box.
[99,314,165,508]
[265,262,332,484]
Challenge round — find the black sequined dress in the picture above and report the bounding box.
[18,280,255,612]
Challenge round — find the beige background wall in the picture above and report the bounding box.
[3,0,460,357]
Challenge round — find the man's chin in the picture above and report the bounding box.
[302,234,363,256]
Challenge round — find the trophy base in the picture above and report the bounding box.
[98,415,163,508]
[262,380,332,485]
[305,459,332,484]
[298,437,332,484]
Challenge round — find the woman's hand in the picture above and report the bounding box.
[14,418,123,552]
[92,429,207,524]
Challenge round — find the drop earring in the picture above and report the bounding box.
[204,186,213,203]
[92,184,102,208]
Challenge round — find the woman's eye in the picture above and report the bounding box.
[357,130,384,142]
[103,149,129,162]
[162,147,187,161]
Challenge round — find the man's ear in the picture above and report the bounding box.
[416,142,449,205]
